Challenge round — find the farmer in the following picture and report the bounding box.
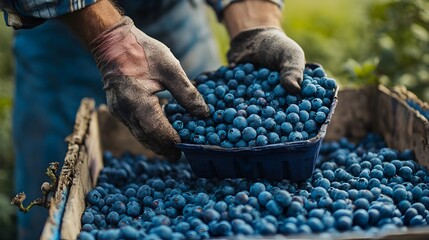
[0,0,305,239]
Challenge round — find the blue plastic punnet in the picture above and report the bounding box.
[177,64,339,181]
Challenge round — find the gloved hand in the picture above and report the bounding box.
[227,27,305,94]
[89,17,210,160]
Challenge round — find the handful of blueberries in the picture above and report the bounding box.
[165,63,337,148]
[79,134,429,240]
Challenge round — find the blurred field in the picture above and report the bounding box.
[0,23,15,239]
[0,0,428,238]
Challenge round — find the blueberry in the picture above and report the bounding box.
[307,217,324,232]
[267,132,280,144]
[258,191,273,206]
[287,201,303,217]
[311,187,328,199]
[273,84,286,97]
[192,135,206,144]
[274,111,287,124]
[302,84,317,97]
[354,198,370,210]
[266,200,283,216]
[299,100,312,111]
[246,104,261,115]
[220,140,234,148]
[257,68,270,79]
[286,104,300,114]
[267,72,280,85]
[399,166,413,181]
[311,98,323,110]
[87,190,101,206]
[313,68,326,78]
[379,204,395,219]
[304,120,317,133]
[315,178,330,190]
[247,114,262,128]
[299,110,310,122]
[172,120,184,131]
[242,127,257,142]
[288,131,303,142]
[315,112,327,124]
[82,212,95,225]
[223,108,237,123]
[207,133,221,145]
[411,202,426,216]
[284,95,296,106]
[335,216,352,231]
[203,209,220,223]
[242,63,255,74]
[262,118,276,130]
[286,112,300,124]
[256,127,267,136]
[280,122,293,135]
[243,74,255,86]
[216,221,232,236]
[301,131,310,140]
[383,163,396,178]
[353,209,369,228]
[315,86,326,99]
[410,186,423,200]
[404,208,419,225]
[223,92,234,103]
[126,201,141,217]
[214,85,227,99]
[150,225,173,240]
[226,128,241,143]
[232,116,248,130]
[409,215,425,227]
[250,182,266,197]
[323,98,331,107]
[279,222,298,235]
[234,70,246,81]
[254,89,265,98]
[392,187,407,203]
[196,193,210,206]
[106,211,120,225]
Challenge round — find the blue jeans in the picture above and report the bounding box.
[13,1,220,239]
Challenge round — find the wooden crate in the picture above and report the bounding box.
[40,85,429,240]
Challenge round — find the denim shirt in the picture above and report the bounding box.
[0,0,283,29]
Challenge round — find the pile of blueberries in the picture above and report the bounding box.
[79,134,429,240]
[165,64,337,147]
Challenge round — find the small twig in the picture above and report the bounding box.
[11,162,60,213]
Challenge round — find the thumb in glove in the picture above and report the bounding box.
[228,27,306,95]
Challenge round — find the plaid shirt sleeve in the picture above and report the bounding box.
[0,0,98,29]
[206,0,284,21]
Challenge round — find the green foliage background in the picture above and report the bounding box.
[0,23,15,239]
[0,0,428,238]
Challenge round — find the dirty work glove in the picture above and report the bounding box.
[228,27,305,94]
[89,17,209,160]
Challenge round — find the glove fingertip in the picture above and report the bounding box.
[280,73,302,95]
[193,104,211,118]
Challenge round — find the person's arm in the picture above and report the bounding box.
[223,1,282,38]
[60,0,209,160]
[222,1,306,95]
[60,0,121,45]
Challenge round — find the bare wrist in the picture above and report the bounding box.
[223,1,282,38]
[60,0,122,45]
